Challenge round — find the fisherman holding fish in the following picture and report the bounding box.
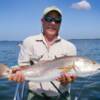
[9,6,77,100]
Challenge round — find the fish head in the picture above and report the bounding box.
[74,58,100,73]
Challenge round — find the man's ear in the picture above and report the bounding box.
[41,18,44,23]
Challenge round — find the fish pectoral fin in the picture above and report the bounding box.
[58,66,73,73]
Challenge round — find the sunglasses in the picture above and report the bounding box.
[44,16,62,24]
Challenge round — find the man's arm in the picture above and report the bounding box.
[18,37,34,66]
[57,42,77,85]
[9,38,34,82]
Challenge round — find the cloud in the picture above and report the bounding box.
[71,0,91,10]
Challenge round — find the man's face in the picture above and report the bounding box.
[42,11,62,37]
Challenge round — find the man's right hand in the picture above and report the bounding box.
[8,67,25,83]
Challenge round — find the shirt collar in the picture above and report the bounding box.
[36,33,61,42]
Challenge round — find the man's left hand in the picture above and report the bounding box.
[56,73,76,85]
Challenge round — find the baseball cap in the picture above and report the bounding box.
[43,6,62,17]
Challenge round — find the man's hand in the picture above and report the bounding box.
[56,73,76,85]
[8,67,25,83]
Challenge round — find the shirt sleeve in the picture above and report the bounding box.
[18,38,34,66]
[67,43,77,56]
[63,40,77,56]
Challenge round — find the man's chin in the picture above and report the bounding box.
[46,30,57,35]
[47,33,56,36]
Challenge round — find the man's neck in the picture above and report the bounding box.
[45,36,55,41]
[44,34,57,47]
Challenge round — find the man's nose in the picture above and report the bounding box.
[51,21,56,25]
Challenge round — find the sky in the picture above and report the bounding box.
[0,0,100,40]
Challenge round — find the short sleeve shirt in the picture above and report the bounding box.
[18,33,77,96]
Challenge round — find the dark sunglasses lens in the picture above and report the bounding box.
[44,16,61,23]
[54,18,61,23]
[44,16,52,22]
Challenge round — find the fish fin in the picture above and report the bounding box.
[92,61,96,64]
[58,66,73,73]
[54,55,67,60]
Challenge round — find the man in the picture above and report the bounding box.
[10,6,77,100]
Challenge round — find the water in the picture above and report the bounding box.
[0,39,100,100]
[70,39,100,100]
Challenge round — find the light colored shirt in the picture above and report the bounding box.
[18,33,77,96]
